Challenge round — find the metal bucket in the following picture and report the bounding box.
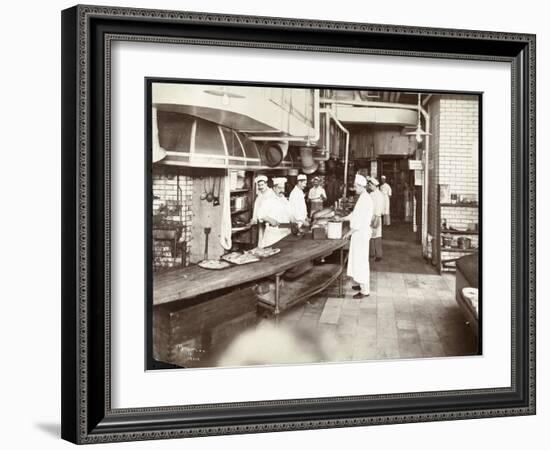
[327,221,343,239]
[261,141,288,167]
[457,237,472,250]
[300,147,319,174]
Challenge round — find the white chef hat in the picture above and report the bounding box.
[354,174,367,187]
[297,174,307,181]
[272,177,287,186]
[254,175,268,183]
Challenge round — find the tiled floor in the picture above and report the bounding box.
[267,230,478,363]
[184,224,478,367]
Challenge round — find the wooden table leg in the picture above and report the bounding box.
[274,272,283,320]
[339,247,344,298]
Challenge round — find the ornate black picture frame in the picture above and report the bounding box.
[61,4,536,444]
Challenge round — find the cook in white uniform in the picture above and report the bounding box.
[380,175,392,225]
[250,175,276,246]
[342,174,373,299]
[368,177,384,261]
[288,174,309,228]
[256,177,293,248]
[307,176,327,216]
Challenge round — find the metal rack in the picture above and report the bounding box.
[438,192,479,273]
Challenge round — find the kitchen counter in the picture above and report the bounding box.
[153,227,350,306]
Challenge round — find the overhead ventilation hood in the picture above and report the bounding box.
[155,111,302,170]
[334,106,418,126]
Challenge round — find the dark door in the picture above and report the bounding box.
[380,158,411,223]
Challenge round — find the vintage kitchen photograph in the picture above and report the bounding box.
[148,81,481,369]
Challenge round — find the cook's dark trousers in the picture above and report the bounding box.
[369,237,383,258]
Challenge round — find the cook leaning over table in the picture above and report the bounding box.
[255,177,294,248]
[342,174,373,299]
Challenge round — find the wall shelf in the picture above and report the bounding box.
[440,203,478,208]
[441,229,478,235]
[441,247,478,253]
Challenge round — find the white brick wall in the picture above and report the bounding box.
[438,96,479,201]
[427,95,480,268]
[152,166,193,270]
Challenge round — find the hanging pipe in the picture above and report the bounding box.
[320,98,428,118]
[421,104,431,257]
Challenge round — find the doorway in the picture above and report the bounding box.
[379,157,413,223]
[376,156,418,244]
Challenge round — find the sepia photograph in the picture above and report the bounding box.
[57,3,536,444]
[148,81,481,370]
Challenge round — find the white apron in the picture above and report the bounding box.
[308,186,326,216]
[347,192,373,285]
[252,188,277,247]
[257,193,292,248]
[260,224,291,248]
[289,185,307,224]
[370,189,385,239]
[380,183,392,216]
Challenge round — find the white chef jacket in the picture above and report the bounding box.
[289,185,307,224]
[346,192,373,285]
[252,188,277,247]
[307,186,327,201]
[370,188,384,239]
[380,183,392,215]
[252,188,277,223]
[257,193,292,248]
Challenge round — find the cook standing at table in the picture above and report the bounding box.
[249,175,276,246]
[342,174,373,299]
[256,177,293,248]
[308,176,327,216]
[367,177,384,261]
[289,174,309,229]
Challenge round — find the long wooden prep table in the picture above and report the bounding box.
[154,228,350,307]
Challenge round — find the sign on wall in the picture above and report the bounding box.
[408,159,423,170]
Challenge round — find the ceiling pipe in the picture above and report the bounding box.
[321,98,426,113]
[325,108,330,160]
[421,103,431,258]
